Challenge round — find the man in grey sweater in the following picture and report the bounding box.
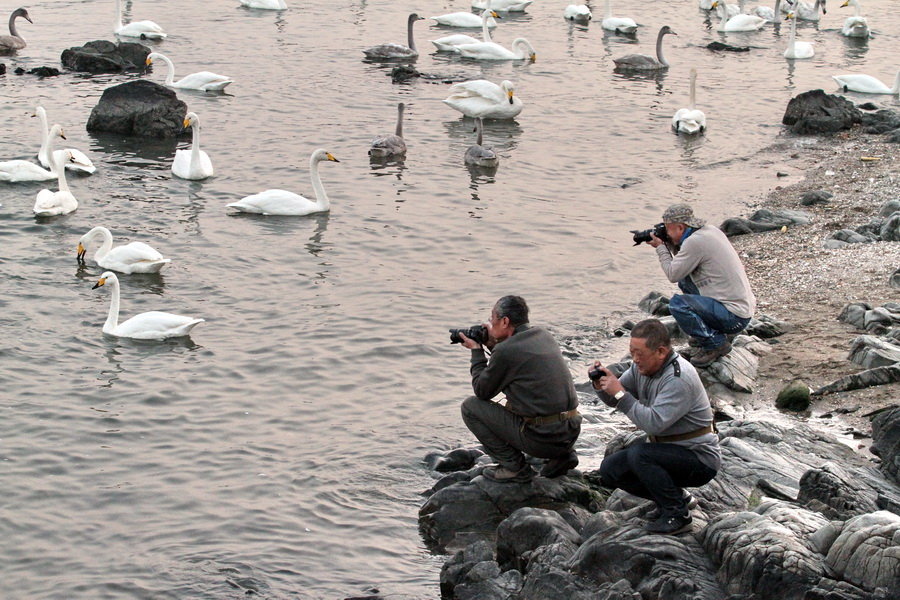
[592,319,720,535]
[649,204,756,367]
[458,296,581,483]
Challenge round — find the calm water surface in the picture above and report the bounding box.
[1,0,898,597]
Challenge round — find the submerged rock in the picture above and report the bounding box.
[61,40,149,73]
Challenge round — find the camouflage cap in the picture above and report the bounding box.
[661,204,706,228]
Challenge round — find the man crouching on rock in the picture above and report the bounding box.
[591,318,720,535]
[457,295,581,484]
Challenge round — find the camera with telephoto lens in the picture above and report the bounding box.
[588,365,609,381]
[630,222,669,246]
[449,325,488,345]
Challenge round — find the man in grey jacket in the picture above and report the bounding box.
[649,204,756,367]
[458,296,581,483]
[592,318,720,535]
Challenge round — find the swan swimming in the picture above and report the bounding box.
[430,11,497,28]
[114,0,166,39]
[752,0,785,22]
[369,103,407,158]
[77,227,171,274]
[471,0,533,12]
[832,71,900,95]
[33,150,78,216]
[789,0,826,21]
[456,37,536,61]
[564,5,592,22]
[840,0,869,38]
[443,79,524,120]
[363,13,424,60]
[240,0,288,9]
[92,272,203,340]
[34,107,95,174]
[784,12,814,59]
[464,117,500,168]
[601,0,636,34]
[613,25,676,70]
[432,10,499,53]
[172,112,214,180]
[227,149,340,216]
[146,53,233,91]
[712,1,768,31]
[2,124,64,183]
[0,7,31,51]
[672,68,706,135]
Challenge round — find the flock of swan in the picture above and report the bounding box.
[1,0,896,341]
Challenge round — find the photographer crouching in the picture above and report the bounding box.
[591,318,719,535]
[454,295,581,483]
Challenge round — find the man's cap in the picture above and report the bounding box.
[662,204,706,228]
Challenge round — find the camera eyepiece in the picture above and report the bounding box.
[449,325,488,345]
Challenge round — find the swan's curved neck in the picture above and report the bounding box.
[53,152,70,192]
[92,228,114,260]
[892,70,900,94]
[482,11,493,43]
[105,277,121,332]
[656,30,669,66]
[190,121,202,164]
[38,113,51,162]
[604,0,613,19]
[773,0,783,23]
[852,1,861,17]
[407,17,417,52]
[9,12,22,38]
[114,0,124,29]
[688,71,697,110]
[476,118,484,146]
[395,106,404,138]
[157,54,176,85]
[310,156,329,209]
[788,15,796,47]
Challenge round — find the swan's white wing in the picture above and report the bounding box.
[117,20,167,38]
[832,74,890,94]
[240,0,287,8]
[447,80,505,104]
[65,149,96,173]
[457,42,516,60]
[172,71,233,91]
[602,17,637,32]
[431,13,494,27]
[725,14,767,30]
[0,160,56,182]
[172,150,214,180]
[228,190,322,216]
[103,242,166,265]
[363,43,417,59]
[113,311,203,339]
[432,34,479,51]
[33,190,77,216]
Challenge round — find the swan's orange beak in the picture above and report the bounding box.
[92,277,107,290]
[507,90,514,104]
[59,130,67,140]
[145,57,153,66]
[491,10,501,19]
[76,242,85,262]
[326,153,340,163]
[183,118,191,128]
[529,53,536,62]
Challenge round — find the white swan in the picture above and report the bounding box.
[832,71,900,95]
[431,12,497,28]
[114,0,166,39]
[699,0,714,9]
[712,1,767,31]
[240,0,287,9]
[0,7,31,51]
[443,79,524,120]
[752,0,785,21]
[840,0,869,38]
[363,13,424,60]
[457,37,536,61]
[784,12,814,59]
[34,108,95,174]
[77,227,171,274]
[33,150,77,216]
[369,103,407,158]
[172,112,214,181]
[145,53,233,92]
[92,272,203,340]
[613,25,676,70]
[564,5,593,22]
[2,123,63,182]
[432,10,498,52]
[465,117,499,168]
[471,0,532,12]
[672,68,706,135]
[601,0,636,34]
[789,0,826,21]
[227,149,340,216]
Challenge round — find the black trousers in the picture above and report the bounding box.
[599,441,717,517]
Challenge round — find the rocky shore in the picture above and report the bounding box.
[412,95,900,600]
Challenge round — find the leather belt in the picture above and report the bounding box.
[649,424,714,443]
[522,409,580,426]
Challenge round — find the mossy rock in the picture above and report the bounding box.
[776,380,811,411]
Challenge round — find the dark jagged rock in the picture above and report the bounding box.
[798,463,882,519]
[880,200,900,217]
[848,335,900,368]
[25,66,60,77]
[87,80,187,138]
[776,379,811,411]
[720,209,811,237]
[782,89,863,135]
[0,63,5,75]
[892,267,900,289]
[880,211,900,242]
[886,128,900,144]
[703,343,761,393]
[824,511,900,594]
[390,65,420,83]
[745,314,791,338]
[637,291,670,316]
[496,508,581,572]
[857,102,880,111]
[861,109,900,134]
[871,407,900,486]
[839,302,872,329]
[800,190,833,206]
[61,40,150,73]
[825,228,874,249]
[706,41,750,52]
[813,364,900,396]
[425,448,485,473]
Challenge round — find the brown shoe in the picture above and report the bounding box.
[540,451,578,478]
[482,464,535,483]
[690,341,732,368]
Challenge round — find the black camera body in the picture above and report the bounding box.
[449,325,488,345]
[631,222,669,246]
[588,366,609,381]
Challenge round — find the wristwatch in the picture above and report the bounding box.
[613,390,625,401]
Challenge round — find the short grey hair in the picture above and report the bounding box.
[630,318,671,351]
[494,295,529,327]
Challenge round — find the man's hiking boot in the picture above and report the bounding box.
[540,451,579,478]
[482,464,535,483]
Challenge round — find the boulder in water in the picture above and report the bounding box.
[87,80,187,139]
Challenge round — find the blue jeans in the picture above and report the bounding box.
[670,278,750,349]
[599,442,717,517]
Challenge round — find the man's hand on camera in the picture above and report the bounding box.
[648,233,664,248]
[458,332,482,350]
[590,361,625,405]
